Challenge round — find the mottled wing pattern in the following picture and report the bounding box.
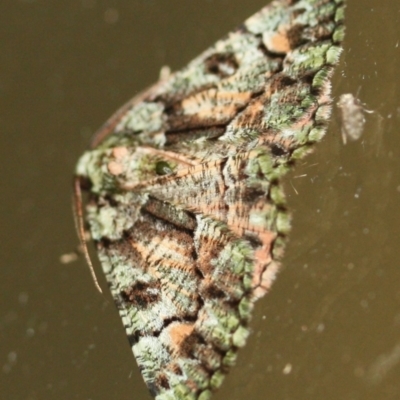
[76,0,345,399]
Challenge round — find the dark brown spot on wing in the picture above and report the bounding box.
[122,281,161,309]
[143,197,197,231]
[204,53,239,78]
[155,373,170,390]
[165,126,226,146]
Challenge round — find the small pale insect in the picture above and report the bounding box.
[337,93,373,144]
[74,1,345,399]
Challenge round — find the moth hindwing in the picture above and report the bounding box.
[75,0,345,399]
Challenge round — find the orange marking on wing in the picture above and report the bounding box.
[181,89,251,113]
[251,232,277,299]
[108,161,124,176]
[196,105,238,120]
[195,199,226,220]
[264,27,291,54]
[175,160,223,178]
[147,264,195,307]
[215,91,252,102]
[128,238,196,308]
[108,146,130,175]
[129,234,196,289]
[167,323,194,354]
[253,260,280,300]
[238,101,264,122]
[112,146,129,158]
[129,237,160,261]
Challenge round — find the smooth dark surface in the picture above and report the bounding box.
[1,1,399,399]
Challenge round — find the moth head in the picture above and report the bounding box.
[75,145,177,194]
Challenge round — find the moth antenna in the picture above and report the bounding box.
[73,176,103,294]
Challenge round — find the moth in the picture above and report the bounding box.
[74,0,345,399]
[337,93,373,144]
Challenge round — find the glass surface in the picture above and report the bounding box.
[1,1,399,399]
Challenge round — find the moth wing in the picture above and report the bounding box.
[92,0,344,160]
[79,0,345,399]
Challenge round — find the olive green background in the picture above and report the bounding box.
[1,1,399,399]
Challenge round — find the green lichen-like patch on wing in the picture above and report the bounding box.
[75,0,345,398]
